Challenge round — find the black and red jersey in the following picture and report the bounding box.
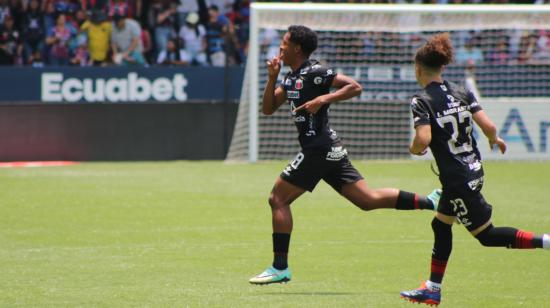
[280,59,340,151]
[411,80,484,189]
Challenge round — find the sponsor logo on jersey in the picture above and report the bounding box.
[440,85,448,91]
[326,146,348,161]
[295,79,303,90]
[326,69,333,75]
[467,176,484,191]
[287,90,299,99]
[294,115,306,122]
[314,76,323,85]
[300,68,309,75]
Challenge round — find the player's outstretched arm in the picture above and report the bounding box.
[262,55,287,115]
[410,124,431,155]
[293,74,361,114]
[472,110,507,154]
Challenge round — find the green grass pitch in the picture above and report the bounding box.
[1,160,549,307]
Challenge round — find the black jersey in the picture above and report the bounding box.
[280,59,340,150]
[411,80,484,189]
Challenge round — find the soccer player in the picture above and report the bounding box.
[248,25,441,285]
[400,33,549,306]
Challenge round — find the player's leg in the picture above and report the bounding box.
[250,152,322,285]
[473,223,549,249]
[339,179,439,211]
[400,213,455,306]
[249,177,305,285]
[401,189,460,306]
[323,158,439,211]
[457,192,549,249]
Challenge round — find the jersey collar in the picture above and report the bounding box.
[290,59,319,75]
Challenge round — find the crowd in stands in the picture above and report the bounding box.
[0,0,548,67]
[0,0,250,66]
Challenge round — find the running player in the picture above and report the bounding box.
[249,25,441,285]
[400,33,549,306]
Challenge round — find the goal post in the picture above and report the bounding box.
[226,3,550,162]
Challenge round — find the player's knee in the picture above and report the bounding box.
[475,225,495,247]
[431,218,452,236]
[268,194,287,210]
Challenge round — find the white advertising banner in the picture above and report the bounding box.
[412,98,550,160]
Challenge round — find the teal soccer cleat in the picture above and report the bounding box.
[427,189,442,211]
[249,266,291,285]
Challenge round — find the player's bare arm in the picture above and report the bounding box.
[293,74,362,114]
[472,110,506,154]
[262,55,287,115]
[410,125,431,155]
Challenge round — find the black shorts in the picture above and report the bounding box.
[438,184,493,232]
[280,148,363,193]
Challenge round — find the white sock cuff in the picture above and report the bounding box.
[543,234,550,249]
[426,280,442,292]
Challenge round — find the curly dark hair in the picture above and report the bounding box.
[287,25,318,57]
[415,33,454,69]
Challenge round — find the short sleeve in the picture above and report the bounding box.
[309,65,336,88]
[411,96,430,127]
[467,90,483,114]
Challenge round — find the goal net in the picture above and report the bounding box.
[226,3,550,162]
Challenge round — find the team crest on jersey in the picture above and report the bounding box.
[295,79,304,90]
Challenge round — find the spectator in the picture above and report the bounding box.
[140,25,152,62]
[108,0,128,18]
[487,38,509,65]
[29,48,44,66]
[0,15,22,64]
[176,0,198,29]
[70,32,89,66]
[149,0,177,57]
[518,32,538,64]
[108,0,141,19]
[8,0,24,30]
[81,0,108,11]
[205,4,230,66]
[73,9,88,28]
[226,0,249,63]
[46,13,75,65]
[43,0,79,16]
[111,12,145,65]
[207,0,233,15]
[80,9,111,66]
[455,39,484,65]
[0,0,10,26]
[178,12,207,65]
[0,35,13,64]
[533,30,550,63]
[22,0,44,64]
[157,37,190,66]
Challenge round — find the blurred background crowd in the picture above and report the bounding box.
[0,0,548,67]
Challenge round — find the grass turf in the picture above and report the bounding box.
[0,160,548,307]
